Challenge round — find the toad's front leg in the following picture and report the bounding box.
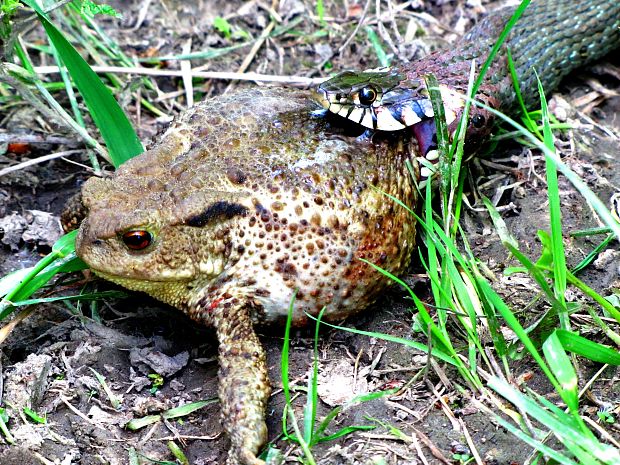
[200,297,270,465]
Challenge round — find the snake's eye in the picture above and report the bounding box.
[122,230,153,250]
[358,86,378,106]
[471,114,486,128]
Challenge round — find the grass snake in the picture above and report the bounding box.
[317,0,620,179]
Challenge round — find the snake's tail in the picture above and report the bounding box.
[212,303,270,465]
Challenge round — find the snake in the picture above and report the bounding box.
[316,0,620,185]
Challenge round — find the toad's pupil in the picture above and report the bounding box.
[472,114,486,128]
[358,86,377,105]
[122,230,152,250]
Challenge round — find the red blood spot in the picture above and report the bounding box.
[207,298,223,312]
[8,143,30,154]
[382,380,405,390]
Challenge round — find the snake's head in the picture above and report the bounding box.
[316,68,497,180]
[316,68,431,131]
[316,67,495,134]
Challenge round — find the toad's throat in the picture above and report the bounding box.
[91,269,201,310]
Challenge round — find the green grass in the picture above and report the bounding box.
[404,21,619,464]
[412,23,618,461]
[277,298,381,464]
[125,399,217,431]
[21,0,143,166]
[1,1,619,463]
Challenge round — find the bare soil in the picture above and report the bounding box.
[1,1,619,464]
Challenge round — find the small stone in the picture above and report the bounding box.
[170,379,186,392]
[129,348,189,377]
[593,249,620,270]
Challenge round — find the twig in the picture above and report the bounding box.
[32,65,324,86]
[131,0,153,31]
[155,433,220,441]
[409,430,431,465]
[0,133,79,145]
[582,416,620,449]
[426,377,460,431]
[0,307,35,344]
[180,39,194,107]
[410,427,451,465]
[0,349,3,404]
[458,418,484,465]
[374,0,400,59]
[386,0,405,60]
[337,0,372,55]
[59,395,110,432]
[0,149,83,178]
[32,452,56,465]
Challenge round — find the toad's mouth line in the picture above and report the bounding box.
[91,269,194,285]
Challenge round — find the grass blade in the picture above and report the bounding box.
[554,330,620,365]
[21,0,143,166]
[307,315,458,367]
[471,0,531,96]
[365,27,389,67]
[542,331,579,413]
[537,74,568,327]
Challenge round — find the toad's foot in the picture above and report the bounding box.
[206,298,270,465]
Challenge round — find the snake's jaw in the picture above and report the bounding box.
[313,84,355,123]
[313,86,379,130]
[315,87,408,131]
[314,87,331,111]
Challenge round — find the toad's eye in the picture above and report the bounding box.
[358,86,378,106]
[122,230,152,250]
[471,114,486,128]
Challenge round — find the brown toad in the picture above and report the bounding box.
[75,88,417,464]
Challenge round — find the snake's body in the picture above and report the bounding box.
[318,0,620,173]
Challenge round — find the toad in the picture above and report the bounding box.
[75,88,418,464]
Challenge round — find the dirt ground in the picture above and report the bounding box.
[1,0,619,464]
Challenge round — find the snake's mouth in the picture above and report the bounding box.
[314,88,331,110]
[316,88,403,131]
[315,86,442,172]
[411,118,439,158]
[316,84,415,131]
[316,85,464,137]
[316,83,461,187]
